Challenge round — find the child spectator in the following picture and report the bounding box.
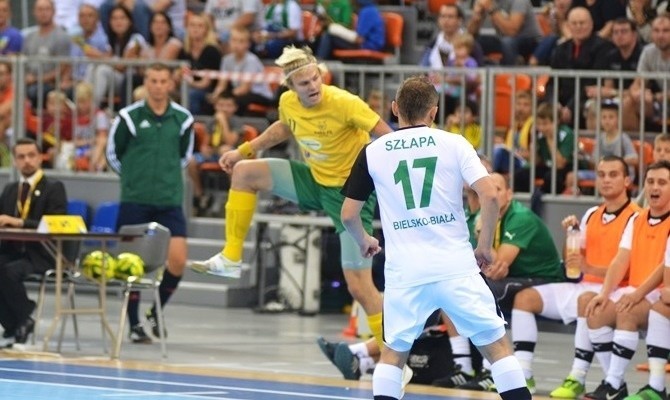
[514,102,575,194]
[493,91,534,174]
[446,99,482,149]
[188,92,245,214]
[26,90,73,168]
[365,89,393,130]
[430,32,479,115]
[72,82,110,172]
[209,27,274,116]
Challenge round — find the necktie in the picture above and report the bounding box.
[19,182,30,206]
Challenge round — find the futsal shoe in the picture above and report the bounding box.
[333,342,361,380]
[190,253,241,278]
[623,385,666,400]
[146,310,167,339]
[457,368,496,391]
[550,375,585,398]
[316,337,337,363]
[584,380,628,400]
[432,365,475,388]
[129,325,152,344]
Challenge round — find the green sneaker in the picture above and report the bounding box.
[623,385,667,400]
[550,375,585,399]
[488,376,536,394]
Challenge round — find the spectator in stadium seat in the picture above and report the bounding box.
[582,160,670,400]
[100,0,186,40]
[466,0,542,65]
[315,0,385,60]
[204,0,262,53]
[69,4,112,85]
[513,102,575,194]
[570,0,626,39]
[72,82,110,172]
[209,27,274,116]
[106,63,193,344]
[190,47,394,381]
[529,0,571,66]
[621,14,670,133]
[86,5,146,108]
[625,0,669,43]
[492,91,534,175]
[548,7,614,126]
[23,0,73,108]
[421,3,485,67]
[0,0,23,55]
[253,0,303,59]
[188,92,244,215]
[512,156,639,400]
[175,12,221,116]
[584,18,643,131]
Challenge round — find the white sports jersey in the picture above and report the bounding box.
[344,126,489,289]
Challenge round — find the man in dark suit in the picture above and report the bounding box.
[0,138,67,345]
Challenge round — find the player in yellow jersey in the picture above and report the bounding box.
[190,46,392,357]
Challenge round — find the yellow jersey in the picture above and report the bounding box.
[278,84,379,187]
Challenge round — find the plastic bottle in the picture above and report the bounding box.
[565,225,581,279]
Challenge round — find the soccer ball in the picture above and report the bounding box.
[115,252,145,280]
[81,251,116,281]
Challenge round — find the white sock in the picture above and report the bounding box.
[512,309,537,380]
[360,356,376,375]
[349,342,369,358]
[449,335,473,374]
[569,317,593,383]
[372,363,402,399]
[606,329,638,389]
[490,356,527,393]
[589,325,614,373]
[646,310,670,392]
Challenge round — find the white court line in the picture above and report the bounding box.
[0,367,369,400]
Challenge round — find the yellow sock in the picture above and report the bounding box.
[222,190,257,262]
[367,312,384,349]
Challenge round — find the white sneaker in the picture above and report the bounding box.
[189,253,242,278]
[399,365,413,399]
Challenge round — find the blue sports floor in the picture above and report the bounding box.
[0,358,494,400]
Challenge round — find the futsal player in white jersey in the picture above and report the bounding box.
[341,75,532,400]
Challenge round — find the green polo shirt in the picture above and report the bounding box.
[537,124,574,168]
[500,200,564,281]
[107,100,194,206]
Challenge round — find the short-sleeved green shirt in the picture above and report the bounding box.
[500,200,564,281]
[537,124,574,168]
[465,204,480,248]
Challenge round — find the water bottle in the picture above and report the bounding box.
[565,225,581,279]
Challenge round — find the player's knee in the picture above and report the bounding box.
[513,288,540,312]
[577,292,596,315]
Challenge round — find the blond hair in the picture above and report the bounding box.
[183,12,218,53]
[275,45,327,86]
[75,82,94,102]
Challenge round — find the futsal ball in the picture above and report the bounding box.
[115,252,145,280]
[81,250,116,281]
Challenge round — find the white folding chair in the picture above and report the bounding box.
[112,222,171,359]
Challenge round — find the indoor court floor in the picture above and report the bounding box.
[0,293,660,399]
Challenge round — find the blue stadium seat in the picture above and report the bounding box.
[91,202,120,233]
[67,199,90,228]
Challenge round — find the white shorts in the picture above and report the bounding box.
[610,286,661,304]
[534,282,603,324]
[383,273,506,352]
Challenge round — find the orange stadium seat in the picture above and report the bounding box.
[427,0,458,15]
[333,12,404,64]
[494,74,532,130]
[632,139,654,166]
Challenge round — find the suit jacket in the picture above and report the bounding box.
[0,174,67,273]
